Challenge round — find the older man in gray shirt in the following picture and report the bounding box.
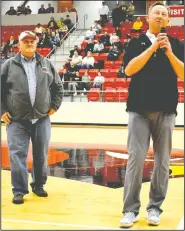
[1,31,63,204]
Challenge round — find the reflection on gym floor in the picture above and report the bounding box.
[47,148,184,188]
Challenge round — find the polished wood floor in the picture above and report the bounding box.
[1,125,184,230]
[2,170,184,230]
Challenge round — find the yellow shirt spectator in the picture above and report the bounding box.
[132,17,143,31]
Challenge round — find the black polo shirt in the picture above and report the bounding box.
[124,33,184,114]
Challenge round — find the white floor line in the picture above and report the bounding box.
[2,218,124,230]
[176,216,184,230]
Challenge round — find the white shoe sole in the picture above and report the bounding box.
[120,216,139,228]
[147,220,160,226]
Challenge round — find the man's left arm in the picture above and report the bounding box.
[48,62,64,116]
[160,37,184,80]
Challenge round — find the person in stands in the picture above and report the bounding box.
[38,4,46,14]
[5,6,17,15]
[46,3,54,13]
[131,17,143,33]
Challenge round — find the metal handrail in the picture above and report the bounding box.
[46,14,88,58]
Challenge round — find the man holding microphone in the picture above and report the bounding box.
[120,2,184,228]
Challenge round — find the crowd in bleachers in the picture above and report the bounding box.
[2,1,184,103]
[56,1,184,102]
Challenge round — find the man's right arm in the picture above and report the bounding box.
[125,34,164,77]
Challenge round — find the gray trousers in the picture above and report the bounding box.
[123,112,176,214]
[6,116,51,195]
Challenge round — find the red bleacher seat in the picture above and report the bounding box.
[115,61,122,69]
[177,80,184,90]
[87,88,101,102]
[95,34,101,40]
[98,53,108,61]
[81,40,88,48]
[103,78,115,89]
[100,69,110,78]
[178,91,184,103]
[101,28,115,33]
[104,61,114,69]
[115,88,128,102]
[89,69,99,80]
[92,53,100,61]
[118,53,124,61]
[79,69,88,76]
[103,88,116,102]
[115,78,126,89]
[110,69,119,78]
[104,22,113,28]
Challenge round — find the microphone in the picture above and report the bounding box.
[160,27,166,52]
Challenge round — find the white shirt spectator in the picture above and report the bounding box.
[35,26,44,34]
[93,43,104,52]
[72,55,82,64]
[92,23,102,33]
[82,56,95,66]
[99,5,109,15]
[94,75,105,84]
[110,34,119,44]
[85,30,96,39]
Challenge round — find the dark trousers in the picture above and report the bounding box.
[6,116,51,195]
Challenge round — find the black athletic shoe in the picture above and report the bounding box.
[32,188,48,197]
[12,194,24,204]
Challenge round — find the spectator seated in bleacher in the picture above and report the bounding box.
[37,33,52,48]
[45,28,52,38]
[63,58,72,70]
[4,35,18,56]
[91,20,102,34]
[122,34,131,53]
[69,45,81,58]
[127,2,135,22]
[7,47,16,58]
[100,31,111,46]
[110,32,119,45]
[48,17,58,30]
[38,4,46,14]
[107,44,121,61]
[68,62,79,75]
[25,5,32,15]
[84,26,96,40]
[114,37,124,53]
[115,27,122,39]
[57,18,68,37]
[5,6,17,15]
[71,50,83,69]
[93,71,105,88]
[46,3,54,13]
[60,69,70,91]
[131,17,143,32]
[68,71,82,96]
[34,23,45,36]
[85,39,95,55]
[81,51,95,69]
[50,31,60,47]
[93,40,104,53]
[16,6,24,16]
[80,71,91,95]
[63,15,73,31]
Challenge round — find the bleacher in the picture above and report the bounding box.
[57,20,184,103]
[1,25,52,56]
